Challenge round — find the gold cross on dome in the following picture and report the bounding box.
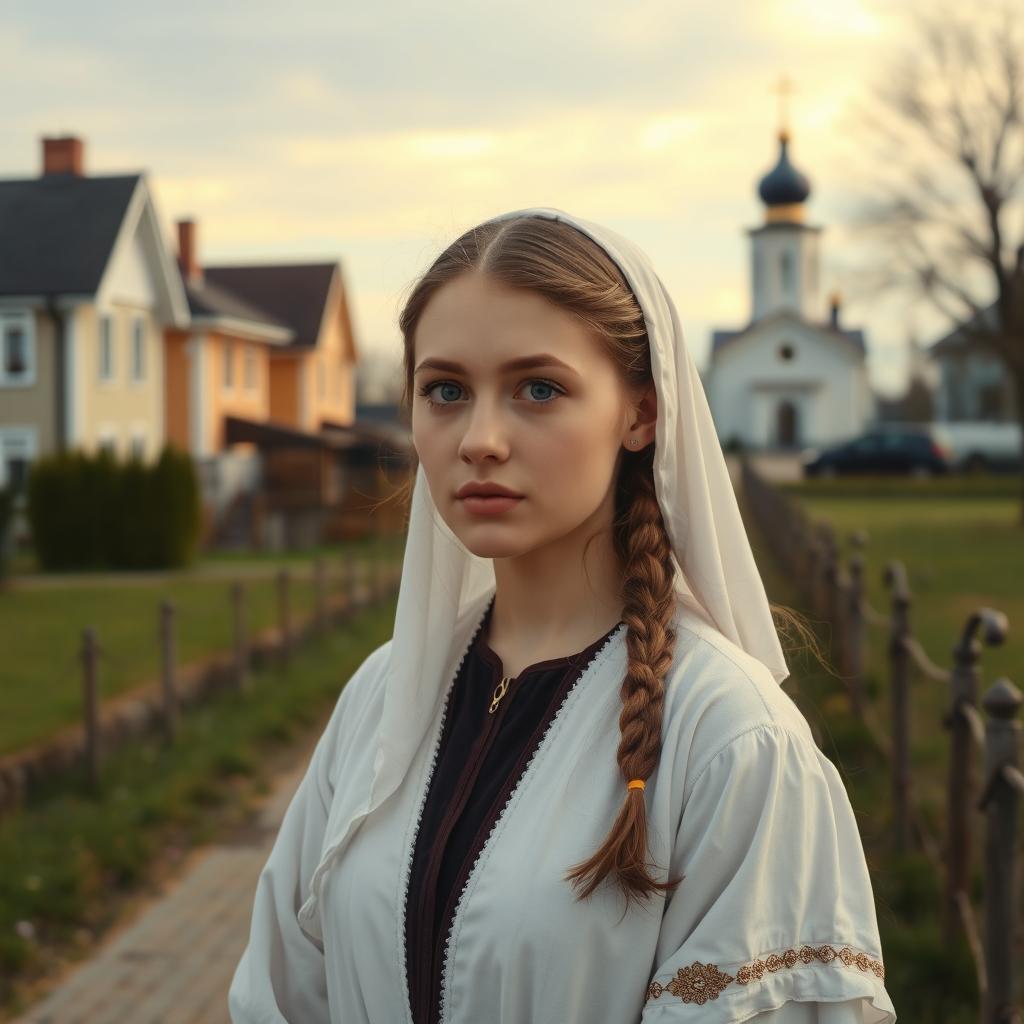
[771,74,797,138]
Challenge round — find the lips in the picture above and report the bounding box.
[455,482,524,499]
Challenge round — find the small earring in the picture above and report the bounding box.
[629,438,639,447]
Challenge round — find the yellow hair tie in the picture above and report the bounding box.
[627,779,645,791]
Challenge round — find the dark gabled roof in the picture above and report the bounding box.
[203,263,337,349]
[711,313,866,356]
[0,173,140,295]
[180,268,291,332]
[929,301,999,353]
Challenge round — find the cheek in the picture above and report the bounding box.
[524,414,619,506]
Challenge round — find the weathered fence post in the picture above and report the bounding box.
[979,677,1022,1024]
[884,560,912,853]
[943,609,1008,944]
[314,556,327,636]
[807,540,822,619]
[845,531,867,720]
[81,626,100,791]
[343,545,357,613]
[821,525,842,667]
[159,599,178,743]
[231,580,249,692]
[276,567,291,670]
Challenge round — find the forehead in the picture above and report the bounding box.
[414,272,599,367]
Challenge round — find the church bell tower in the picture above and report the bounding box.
[747,77,822,323]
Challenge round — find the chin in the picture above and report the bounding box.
[457,533,530,560]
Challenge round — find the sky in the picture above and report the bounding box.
[0,0,1003,397]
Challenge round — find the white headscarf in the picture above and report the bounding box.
[297,205,788,941]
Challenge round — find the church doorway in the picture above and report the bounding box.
[775,401,799,448]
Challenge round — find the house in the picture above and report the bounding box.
[704,128,874,449]
[201,258,358,434]
[928,302,1017,423]
[0,135,188,493]
[0,133,411,553]
[175,233,406,545]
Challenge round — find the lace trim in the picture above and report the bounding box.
[645,944,885,1006]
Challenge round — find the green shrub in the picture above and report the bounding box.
[26,444,201,570]
[0,485,14,579]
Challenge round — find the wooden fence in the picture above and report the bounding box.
[0,534,404,815]
[741,458,1022,1023]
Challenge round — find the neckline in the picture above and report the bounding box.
[473,595,625,679]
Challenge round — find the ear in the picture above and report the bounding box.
[624,382,657,449]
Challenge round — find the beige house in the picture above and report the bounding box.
[0,135,188,493]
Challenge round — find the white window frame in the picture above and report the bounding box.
[0,310,37,388]
[0,426,38,492]
[99,312,116,383]
[131,315,146,383]
[97,423,118,457]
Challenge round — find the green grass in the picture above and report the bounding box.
[742,493,983,1022]
[0,596,397,1016]
[780,484,1024,819]
[0,536,404,755]
[748,479,1024,1021]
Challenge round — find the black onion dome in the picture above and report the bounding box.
[757,131,811,206]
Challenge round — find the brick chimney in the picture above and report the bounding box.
[42,135,85,177]
[177,219,202,283]
[829,290,842,329]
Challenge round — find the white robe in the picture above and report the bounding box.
[228,594,897,1023]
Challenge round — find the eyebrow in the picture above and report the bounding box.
[413,354,580,376]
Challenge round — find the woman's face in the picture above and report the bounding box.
[411,271,644,560]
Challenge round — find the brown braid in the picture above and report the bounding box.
[562,439,684,913]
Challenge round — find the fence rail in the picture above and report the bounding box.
[740,457,1022,1022]
[0,534,404,815]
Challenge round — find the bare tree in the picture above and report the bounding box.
[847,1,1024,520]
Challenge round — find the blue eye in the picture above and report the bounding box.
[416,379,565,407]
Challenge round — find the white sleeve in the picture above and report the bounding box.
[641,723,897,1023]
[226,640,382,1024]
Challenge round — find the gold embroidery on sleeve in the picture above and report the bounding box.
[645,944,885,1004]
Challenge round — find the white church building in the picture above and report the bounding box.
[704,128,874,450]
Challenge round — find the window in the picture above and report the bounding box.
[1,311,36,387]
[778,342,795,362]
[131,316,146,381]
[978,382,1008,422]
[5,325,25,374]
[779,250,793,293]
[130,433,146,460]
[224,341,234,388]
[99,314,115,381]
[244,344,257,389]
[0,427,36,492]
[98,428,117,456]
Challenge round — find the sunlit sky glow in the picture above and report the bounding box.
[1,0,994,396]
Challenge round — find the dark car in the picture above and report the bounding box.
[800,425,954,478]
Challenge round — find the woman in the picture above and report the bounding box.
[229,207,897,1023]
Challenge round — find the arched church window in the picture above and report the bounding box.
[779,250,793,293]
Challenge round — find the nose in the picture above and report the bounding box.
[458,394,511,463]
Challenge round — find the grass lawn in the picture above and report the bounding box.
[0,595,398,1017]
[741,490,982,1022]
[0,536,404,756]
[779,479,1023,829]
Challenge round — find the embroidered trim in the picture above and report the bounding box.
[645,944,885,1005]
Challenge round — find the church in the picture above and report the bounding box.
[704,126,874,450]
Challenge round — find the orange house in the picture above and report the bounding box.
[202,259,359,434]
[164,220,294,459]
